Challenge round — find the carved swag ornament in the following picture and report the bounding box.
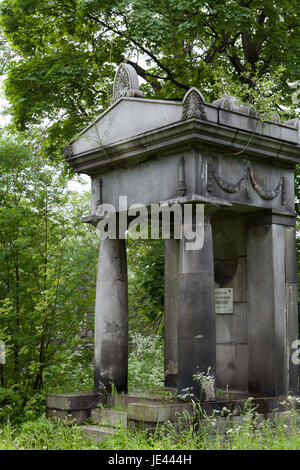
[208,163,286,205]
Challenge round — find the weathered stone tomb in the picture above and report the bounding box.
[64,63,299,402]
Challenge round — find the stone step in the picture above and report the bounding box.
[81,425,117,444]
[46,392,102,424]
[47,392,100,411]
[91,408,127,428]
[127,402,193,424]
[121,392,294,420]
[118,390,177,408]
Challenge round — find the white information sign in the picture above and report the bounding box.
[215,288,233,314]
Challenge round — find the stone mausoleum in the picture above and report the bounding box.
[47,63,299,425]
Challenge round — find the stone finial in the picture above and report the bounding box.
[213,95,257,117]
[181,87,207,121]
[213,95,233,111]
[111,63,143,103]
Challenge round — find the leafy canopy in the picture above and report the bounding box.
[0,0,299,156]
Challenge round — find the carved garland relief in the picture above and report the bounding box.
[207,163,286,205]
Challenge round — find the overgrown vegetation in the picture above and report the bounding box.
[101,402,300,450]
[0,137,98,421]
[0,134,165,422]
[127,237,164,335]
[128,333,164,391]
[0,399,299,450]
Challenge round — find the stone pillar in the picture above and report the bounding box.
[284,226,299,395]
[164,239,180,388]
[94,237,128,393]
[177,214,216,400]
[247,220,293,396]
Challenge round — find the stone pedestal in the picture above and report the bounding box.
[164,239,180,388]
[94,237,128,393]
[46,393,100,424]
[177,214,216,400]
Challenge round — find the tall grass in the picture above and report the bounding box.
[100,404,300,450]
[0,405,299,450]
[0,418,99,450]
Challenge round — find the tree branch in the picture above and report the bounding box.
[124,60,162,92]
[87,14,189,91]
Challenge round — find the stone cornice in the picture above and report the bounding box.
[65,118,300,175]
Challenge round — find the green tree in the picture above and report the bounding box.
[0,0,299,155]
[127,237,164,336]
[0,136,98,415]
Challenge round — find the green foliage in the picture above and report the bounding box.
[0,135,98,419]
[3,404,298,450]
[100,417,300,450]
[212,64,292,120]
[0,135,166,421]
[0,417,98,450]
[128,333,164,391]
[0,1,299,156]
[98,397,300,450]
[127,237,164,334]
[0,404,299,450]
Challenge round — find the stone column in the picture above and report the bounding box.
[164,239,180,388]
[284,226,299,395]
[177,214,216,400]
[94,237,128,393]
[247,220,291,396]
